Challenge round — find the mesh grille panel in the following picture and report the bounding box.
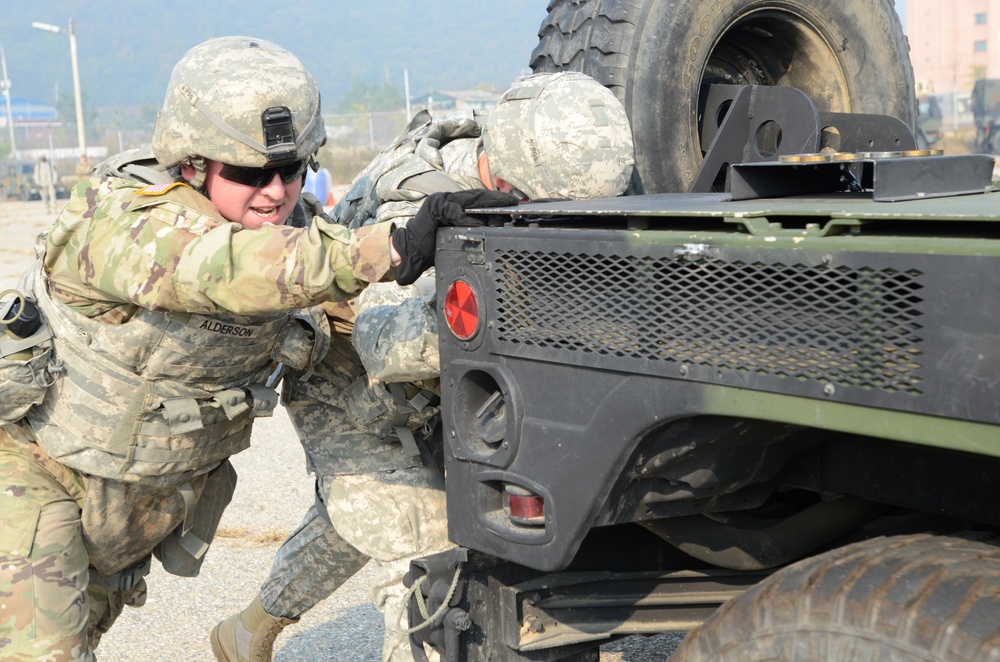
[492,249,925,394]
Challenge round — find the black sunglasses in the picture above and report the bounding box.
[217,160,308,188]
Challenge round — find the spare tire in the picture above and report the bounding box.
[531,0,916,193]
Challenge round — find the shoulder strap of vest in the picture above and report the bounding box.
[399,170,465,196]
[94,146,174,186]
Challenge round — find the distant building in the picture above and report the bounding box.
[0,97,58,128]
[907,0,1000,96]
[411,89,503,113]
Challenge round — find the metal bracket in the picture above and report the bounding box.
[692,85,918,194]
[724,216,865,237]
[505,569,767,651]
[730,154,996,202]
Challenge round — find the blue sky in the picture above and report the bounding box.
[2,1,915,111]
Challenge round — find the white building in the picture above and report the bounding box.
[907,0,1000,95]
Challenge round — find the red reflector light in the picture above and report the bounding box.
[509,494,544,520]
[445,280,479,340]
[505,484,545,525]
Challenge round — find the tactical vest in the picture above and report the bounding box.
[23,256,326,486]
[0,295,54,422]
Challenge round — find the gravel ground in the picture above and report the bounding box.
[1,199,683,661]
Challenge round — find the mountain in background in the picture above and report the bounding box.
[1,0,546,113]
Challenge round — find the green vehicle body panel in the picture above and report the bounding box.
[700,386,999,458]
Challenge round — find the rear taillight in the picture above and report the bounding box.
[504,484,545,526]
[444,279,479,340]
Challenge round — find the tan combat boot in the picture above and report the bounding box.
[210,596,298,662]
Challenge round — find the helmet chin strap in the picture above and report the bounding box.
[183,156,209,190]
[477,149,494,190]
[479,147,529,200]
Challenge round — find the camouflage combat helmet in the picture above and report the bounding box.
[152,36,325,169]
[482,72,634,200]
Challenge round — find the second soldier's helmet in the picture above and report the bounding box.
[152,36,325,168]
[482,72,634,200]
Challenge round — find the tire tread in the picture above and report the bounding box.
[673,534,1000,662]
[529,0,642,99]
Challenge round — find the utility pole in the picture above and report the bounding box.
[0,44,15,156]
[404,69,411,123]
[32,18,86,159]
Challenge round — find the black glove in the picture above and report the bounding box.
[300,192,335,223]
[393,190,519,285]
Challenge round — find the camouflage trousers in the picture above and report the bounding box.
[259,456,451,662]
[324,465,450,662]
[260,466,449,662]
[0,426,147,661]
[263,330,451,661]
[259,497,368,619]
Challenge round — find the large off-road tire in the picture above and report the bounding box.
[530,0,916,193]
[671,533,1000,661]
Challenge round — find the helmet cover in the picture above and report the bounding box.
[152,36,325,168]
[483,72,634,199]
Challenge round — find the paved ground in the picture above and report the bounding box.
[0,199,682,661]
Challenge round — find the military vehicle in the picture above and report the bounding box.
[973,79,1000,153]
[0,159,70,201]
[0,161,40,200]
[404,2,1000,661]
[916,94,943,149]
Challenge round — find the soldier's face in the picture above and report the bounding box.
[492,175,529,202]
[198,159,304,228]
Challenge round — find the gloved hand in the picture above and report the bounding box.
[392,189,519,285]
[300,192,334,222]
[414,116,482,169]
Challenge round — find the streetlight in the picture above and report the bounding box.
[31,18,85,159]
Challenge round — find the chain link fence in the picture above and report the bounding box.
[1,108,420,196]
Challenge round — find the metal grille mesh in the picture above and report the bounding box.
[492,249,925,394]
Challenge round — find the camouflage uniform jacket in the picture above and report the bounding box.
[47,174,393,318]
[9,173,393,572]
